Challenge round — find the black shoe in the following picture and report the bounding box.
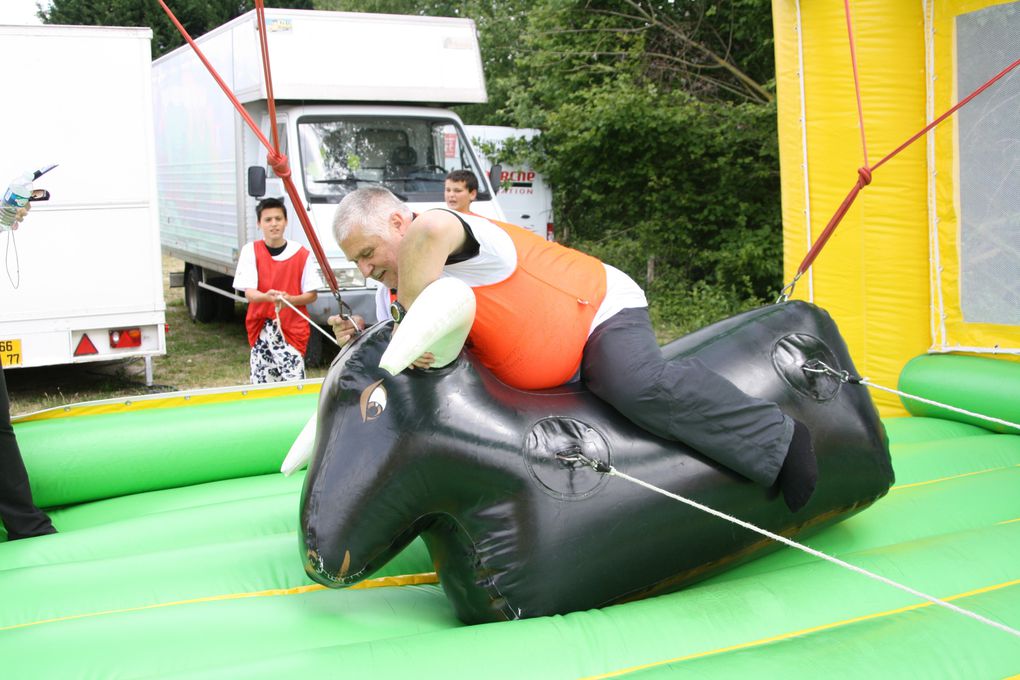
[6,515,57,541]
[778,420,817,512]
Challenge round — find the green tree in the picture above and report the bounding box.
[543,79,780,291]
[42,0,783,331]
[42,0,314,58]
[507,0,775,127]
[501,0,782,324]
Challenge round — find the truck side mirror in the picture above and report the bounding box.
[488,164,502,195]
[247,166,267,198]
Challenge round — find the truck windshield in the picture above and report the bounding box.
[298,116,486,203]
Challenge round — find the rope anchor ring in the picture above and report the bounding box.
[801,359,861,385]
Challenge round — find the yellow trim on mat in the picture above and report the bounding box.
[350,572,440,589]
[0,571,438,631]
[889,464,1020,491]
[12,380,323,423]
[583,578,1020,679]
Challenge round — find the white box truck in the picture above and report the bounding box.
[151,9,503,362]
[0,24,166,383]
[465,125,554,240]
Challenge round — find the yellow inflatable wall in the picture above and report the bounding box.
[773,0,1019,415]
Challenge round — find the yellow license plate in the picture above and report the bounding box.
[0,339,22,367]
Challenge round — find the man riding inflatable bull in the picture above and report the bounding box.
[328,186,817,511]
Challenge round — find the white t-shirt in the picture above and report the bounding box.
[372,279,393,323]
[233,240,321,294]
[439,210,647,334]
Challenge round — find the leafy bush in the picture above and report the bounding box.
[535,79,781,314]
[648,279,770,343]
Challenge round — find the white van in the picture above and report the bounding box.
[0,25,166,382]
[464,126,554,240]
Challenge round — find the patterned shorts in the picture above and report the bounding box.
[250,319,305,384]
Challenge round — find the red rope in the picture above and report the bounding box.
[871,54,1020,173]
[156,1,341,297]
[843,0,869,169]
[793,46,1020,279]
[156,0,273,154]
[255,2,280,154]
[795,167,871,278]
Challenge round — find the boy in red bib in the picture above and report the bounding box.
[233,197,319,383]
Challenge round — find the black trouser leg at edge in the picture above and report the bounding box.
[580,307,795,488]
[0,368,55,540]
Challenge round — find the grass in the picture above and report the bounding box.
[6,254,697,417]
[5,255,329,417]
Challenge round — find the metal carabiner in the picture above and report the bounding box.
[801,359,859,385]
[555,449,612,474]
[776,272,802,303]
[335,292,363,337]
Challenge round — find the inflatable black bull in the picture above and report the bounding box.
[299,301,893,624]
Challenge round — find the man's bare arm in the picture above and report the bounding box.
[396,210,466,309]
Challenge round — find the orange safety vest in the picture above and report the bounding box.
[246,241,312,354]
[465,219,607,389]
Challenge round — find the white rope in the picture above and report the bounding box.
[196,280,344,348]
[803,361,1020,432]
[862,378,1020,432]
[794,0,815,302]
[929,345,1020,356]
[279,297,342,347]
[197,280,351,351]
[922,0,945,351]
[606,466,1020,638]
[196,281,247,304]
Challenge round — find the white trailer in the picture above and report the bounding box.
[152,9,503,363]
[0,25,166,383]
[465,125,554,240]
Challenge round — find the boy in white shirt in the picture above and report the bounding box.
[232,197,319,383]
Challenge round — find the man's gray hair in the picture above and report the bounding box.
[332,187,412,245]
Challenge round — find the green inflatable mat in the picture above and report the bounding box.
[14,390,318,507]
[1,365,1017,678]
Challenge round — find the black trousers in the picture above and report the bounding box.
[581,307,793,487]
[0,368,55,540]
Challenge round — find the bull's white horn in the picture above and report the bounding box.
[280,413,316,476]
[379,277,476,376]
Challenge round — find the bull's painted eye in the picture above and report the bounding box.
[359,379,387,422]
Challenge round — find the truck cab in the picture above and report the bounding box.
[246,102,501,330]
[245,104,501,330]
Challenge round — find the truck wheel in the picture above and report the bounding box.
[185,266,218,323]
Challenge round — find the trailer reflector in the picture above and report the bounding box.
[74,334,99,356]
[109,328,143,348]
